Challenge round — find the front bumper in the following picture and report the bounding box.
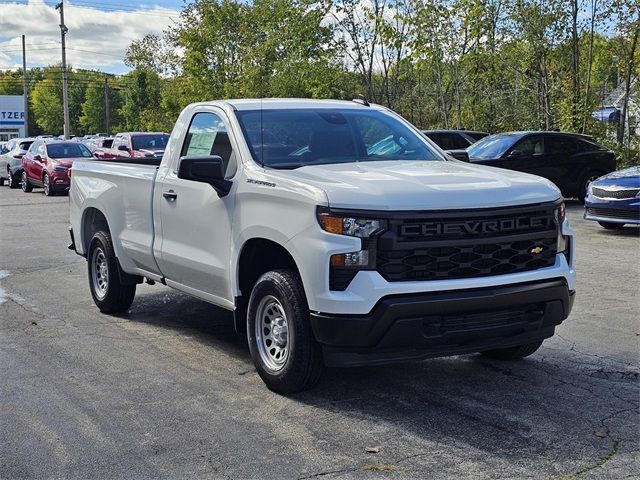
[584,192,640,225]
[311,279,574,367]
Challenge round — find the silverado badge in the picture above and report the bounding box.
[530,246,545,254]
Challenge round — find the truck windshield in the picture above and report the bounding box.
[47,143,93,158]
[235,108,443,169]
[132,134,169,150]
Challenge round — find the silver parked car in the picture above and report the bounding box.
[0,137,35,188]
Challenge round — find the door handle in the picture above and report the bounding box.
[163,190,177,200]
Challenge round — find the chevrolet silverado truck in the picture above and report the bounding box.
[69,99,576,393]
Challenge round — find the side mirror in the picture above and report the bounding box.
[118,145,129,152]
[445,149,470,162]
[33,154,42,162]
[178,155,232,197]
[508,149,525,158]
[13,154,23,159]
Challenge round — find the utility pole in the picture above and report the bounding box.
[55,2,70,139]
[21,35,28,138]
[104,75,110,135]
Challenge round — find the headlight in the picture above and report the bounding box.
[317,207,388,291]
[554,202,568,254]
[317,211,386,238]
[554,202,566,225]
[54,165,68,172]
[587,183,594,198]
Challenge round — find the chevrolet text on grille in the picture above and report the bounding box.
[400,216,552,236]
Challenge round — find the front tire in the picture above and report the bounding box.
[481,340,543,360]
[21,171,33,192]
[88,230,136,313]
[247,270,323,393]
[43,173,55,196]
[598,221,625,230]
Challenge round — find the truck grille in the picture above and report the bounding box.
[376,203,559,282]
[592,187,639,199]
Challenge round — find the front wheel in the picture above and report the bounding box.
[247,270,323,394]
[21,171,33,192]
[43,173,55,196]
[87,230,136,313]
[598,221,625,230]
[481,340,543,360]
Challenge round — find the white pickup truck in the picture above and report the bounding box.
[69,99,575,393]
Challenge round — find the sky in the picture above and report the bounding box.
[0,0,183,74]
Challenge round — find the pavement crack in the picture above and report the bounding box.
[571,440,620,478]
[297,466,360,479]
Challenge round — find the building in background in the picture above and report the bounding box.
[0,95,26,141]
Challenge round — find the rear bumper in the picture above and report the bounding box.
[311,279,574,367]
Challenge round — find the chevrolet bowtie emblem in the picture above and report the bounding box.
[530,246,544,254]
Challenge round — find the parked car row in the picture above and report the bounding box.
[0,130,169,196]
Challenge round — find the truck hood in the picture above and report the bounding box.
[286,160,561,210]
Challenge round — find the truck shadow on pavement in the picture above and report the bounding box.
[122,289,638,469]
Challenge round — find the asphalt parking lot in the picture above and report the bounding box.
[0,185,638,479]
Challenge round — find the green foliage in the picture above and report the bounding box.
[2,0,637,163]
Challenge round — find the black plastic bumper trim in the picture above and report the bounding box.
[310,279,574,367]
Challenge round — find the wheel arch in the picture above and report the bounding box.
[81,207,110,255]
[234,237,302,334]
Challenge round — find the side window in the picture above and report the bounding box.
[112,136,121,149]
[181,112,236,177]
[28,141,39,153]
[513,136,544,156]
[37,143,46,156]
[576,139,601,152]
[439,133,469,150]
[548,136,576,156]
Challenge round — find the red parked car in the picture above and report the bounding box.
[21,140,93,196]
[93,132,169,160]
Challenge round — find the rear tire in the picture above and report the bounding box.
[578,171,603,203]
[87,230,136,313]
[598,221,625,230]
[21,171,33,192]
[8,170,20,189]
[0,176,5,186]
[247,269,323,394]
[481,340,543,360]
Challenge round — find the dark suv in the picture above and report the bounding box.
[422,130,489,150]
[467,131,616,201]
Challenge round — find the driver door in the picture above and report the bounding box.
[155,109,237,305]
[496,135,546,176]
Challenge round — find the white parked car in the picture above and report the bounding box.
[69,99,576,393]
[0,137,35,188]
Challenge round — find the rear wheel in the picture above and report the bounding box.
[88,230,136,313]
[8,170,20,189]
[578,172,603,203]
[21,171,33,192]
[598,221,625,230]
[0,176,5,186]
[247,269,323,393]
[43,173,55,196]
[481,340,543,360]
